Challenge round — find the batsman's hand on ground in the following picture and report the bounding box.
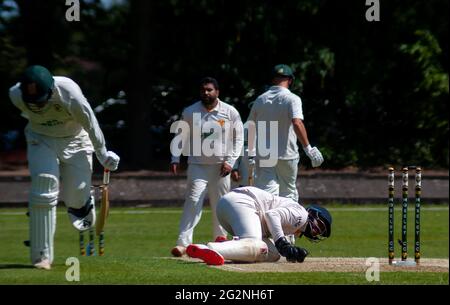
[304,145,324,167]
[220,162,232,177]
[275,236,309,263]
[97,149,120,171]
[170,163,178,175]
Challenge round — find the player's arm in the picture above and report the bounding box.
[264,208,309,263]
[292,118,310,148]
[291,97,323,167]
[264,208,286,242]
[68,83,119,171]
[9,84,27,113]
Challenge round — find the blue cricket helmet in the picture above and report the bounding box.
[307,205,332,238]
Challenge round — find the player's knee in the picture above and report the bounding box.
[63,188,92,209]
[67,195,94,218]
[29,174,59,207]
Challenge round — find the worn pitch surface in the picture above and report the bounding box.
[177,257,449,273]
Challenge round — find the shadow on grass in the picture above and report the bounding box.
[0,264,34,270]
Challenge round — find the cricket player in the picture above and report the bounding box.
[9,65,120,270]
[186,186,332,265]
[247,64,324,202]
[170,77,243,256]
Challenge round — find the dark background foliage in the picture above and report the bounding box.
[0,0,448,169]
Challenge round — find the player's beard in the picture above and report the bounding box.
[201,96,217,108]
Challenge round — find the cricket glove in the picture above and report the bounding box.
[97,148,120,171]
[303,145,324,167]
[275,236,309,263]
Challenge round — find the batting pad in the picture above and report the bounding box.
[29,174,59,205]
[29,174,58,264]
[30,205,56,264]
[207,238,269,263]
[262,237,281,262]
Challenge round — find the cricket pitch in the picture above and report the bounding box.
[177,257,449,273]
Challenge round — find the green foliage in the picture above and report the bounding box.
[0,0,448,168]
[399,30,449,97]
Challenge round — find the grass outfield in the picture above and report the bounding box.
[0,205,448,285]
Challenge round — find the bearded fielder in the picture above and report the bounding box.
[170,77,243,256]
[186,186,332,265]
[9,65,120,270]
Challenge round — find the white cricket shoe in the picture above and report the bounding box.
[34,259,51,270]
[171,245,186,257]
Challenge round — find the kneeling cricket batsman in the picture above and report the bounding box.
[186,186,332,265]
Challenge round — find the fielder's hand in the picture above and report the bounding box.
[275,236,309,263]
[97,149,120,171]
[220,162,232,177]
[170,163,178,175]
[303,145,324,167]
[231,169,240,182]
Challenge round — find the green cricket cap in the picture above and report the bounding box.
[273,64,295,79]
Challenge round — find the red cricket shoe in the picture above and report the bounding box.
[214,235,228,242]
[186,244,225,265]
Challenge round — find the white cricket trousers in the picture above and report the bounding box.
[255,158,299,201]
[26,128,94,209]
[216,191,262,238]
[212,192,281,262]
[25,128,94,263]
[176,163,229,246]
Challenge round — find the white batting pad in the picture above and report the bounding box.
[29,173,59,205]
[207,238,268,262]
[29,174,59,264]
[30,206,56,264]
[262,237,281,262]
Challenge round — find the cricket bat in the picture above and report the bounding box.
[96,169,110,235]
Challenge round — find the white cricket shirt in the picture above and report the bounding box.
[247,86,304,160]
[232,186,308,242]
[171,100,243,167]
[9,76,106,154]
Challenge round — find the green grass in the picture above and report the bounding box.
[0,205,448,284]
